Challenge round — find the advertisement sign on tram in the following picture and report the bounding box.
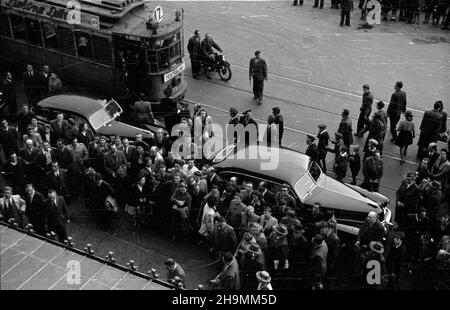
[1,0,100,30]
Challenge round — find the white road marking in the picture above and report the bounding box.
[230,64,449,117]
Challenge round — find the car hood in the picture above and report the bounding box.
[97,120,154,139]
[302,174,382,214]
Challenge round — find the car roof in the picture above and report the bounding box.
[38,95,104,117]
[213,145,310,186]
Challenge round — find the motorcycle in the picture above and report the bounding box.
[202,52,232,81]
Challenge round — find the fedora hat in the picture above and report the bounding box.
[256,271,271,283]
[274,224,288,236]
[246,243,262,255]
[369,241,384,254]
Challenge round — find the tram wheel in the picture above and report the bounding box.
[218,62,232,81]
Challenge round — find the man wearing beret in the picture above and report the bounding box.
[249,50,268,105]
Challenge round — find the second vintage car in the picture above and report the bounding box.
[35,94,163,142]
[211,144,390,237]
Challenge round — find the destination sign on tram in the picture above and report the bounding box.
[1,0,100,30]
[164,62,185,83]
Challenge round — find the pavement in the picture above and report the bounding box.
[2,0,450,289]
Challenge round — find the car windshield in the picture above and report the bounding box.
[294,161,322,201]
[89,99,122,130]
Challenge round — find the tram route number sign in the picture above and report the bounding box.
[1,0,100,30]
[153,6,163,23]
[164,62,185,83]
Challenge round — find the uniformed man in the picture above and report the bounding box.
[187,30,202,79]
[249,50,268,105]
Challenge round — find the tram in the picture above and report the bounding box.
[0,0,187,105]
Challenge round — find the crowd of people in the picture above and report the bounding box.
[292,0,450,30]
[1,43,449,290]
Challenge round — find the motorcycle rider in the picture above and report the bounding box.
[200,33,223,79]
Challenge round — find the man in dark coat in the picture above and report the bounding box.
[2,72,17,121]
[24,184,47,236]
[356,84,374,136]
[340,0,354,26]
[165,258,186,288]
[417,101,443,159]
[423,142,440,169]
[305,135,319,164]
[206,167,225,191]
[356,211,385,247]
[249,50,268,105]
[50,113,69,143]
[45,189,69,242]
[396,172,420,227]
[257,182,276,207]
[240,110,259,146]
[23,64,40,107]
[317,124,330,173]
[387,81,407,142]
[213,216,237,254]
[86,173,115,229]
[338,109,353,148]
[403,208,431,260]
[333,145,349,182]
[362,151,383,192]
[45,161,69,203]
[322,222,340,286]
[16,104,35,135]
[38,65,51,98]
[200,33,222,79]
[187,30,202,79]
[0,119,19,156]
[385,231,407,289]
[364,113,385,156]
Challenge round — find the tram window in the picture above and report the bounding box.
[25,18,43,46]
[170,41,182,60]
[158,47,170,71]
[58,27,76,56]
[93,36,112,65]
[10,15,26,41]
[0,13,11,38]
[75,32,92,59]
[41,22,59,50]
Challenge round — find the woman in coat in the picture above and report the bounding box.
[126,175,151,227]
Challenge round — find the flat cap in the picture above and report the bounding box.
[272,107,281,113]
[318,124,327,129]
[254,50,261,55]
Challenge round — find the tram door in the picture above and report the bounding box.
[112,34,147,95]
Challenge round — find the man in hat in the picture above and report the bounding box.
[267,223,289,271]
[338,109,353,149]
[228,107,241,126]
[270,107,284,146]
[240,242,266,289]
[387,81,407,142]
[385,231,407,289]
[249,50,268,105]
[310,234,328,289]
[210,252,240,290]
[356,85,373,136]
[288,220,309,273]
[240,109,258,146]
[305,134,319,164]
[165,258,186,288]
[317,124,329,172]
[256,271,273,290]
[187,30,202,79]
[417,101,444,159]
[396,172,420,227]
[322,222,340,273]
[362,150,383,192]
